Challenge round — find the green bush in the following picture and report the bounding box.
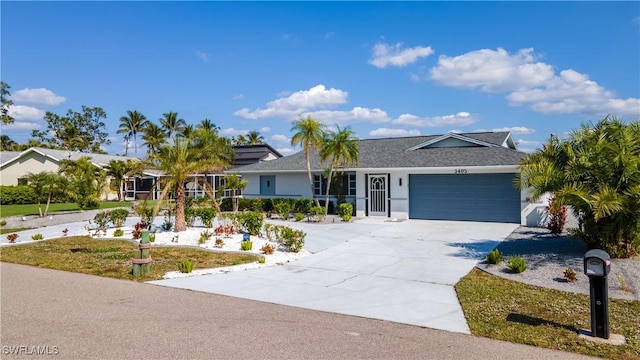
[507,257,528,273]
[337,203,353,222]
[196,207,217,228]
[31,233,44,241]
[240,241,253,251]
[273,199,294,220]
[177,259,194,273]
[109,208,129,227]
[78,197,100,210]
[235,211,264,235]
[113,228,124,237]
[319,199,335,214]
[486,249,503,265]
[0,185,39,205]
[133,203,154,226]
[258,257,266,264]
[92,211,111,229]
[294,213,305,222]
[294,198,313,214]
[309,206,326,223]
[199,230,212,244]
[278,226,306,252]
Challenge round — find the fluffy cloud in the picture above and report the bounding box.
[392,112,477,127]
[303,107,390,126]
[369,42,434,68]
[369,128,421,137]
[260,127,271,133]
[220,127,248,136]
[270,134,290,144]
[11,88,66,106]
[430,48,554,92]
[234,85,348,119]
[516,139,542,153]
[276,147,295,155]
[429,47,640,117]
[0,120,41,131]
[8,105,45,121]
[478,126,536,135]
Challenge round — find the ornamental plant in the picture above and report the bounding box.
[485,249,503,265]
[235,211,264,235]
[337,203,353,222]
[309,206,326,223]
[507,257,528,274]
[113,228,124,237]
[240,241,253,251]
[7,233,19,243]
[177,259,194,273]
[260,243,275,255]
[278,226,306,253]
[196,207,217,228]
[93,211,111,230]
[31,233,44,241]
[545,195,567,237]
[109,208,129,227]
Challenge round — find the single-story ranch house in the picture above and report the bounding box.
[232,131,546,226]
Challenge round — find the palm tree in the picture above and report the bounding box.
[25,172,69,217]
[141,122,166,159]
[319,126,359,213]
[221,173,248,212]
[197,119,219,134]
[246,130,264,144]
[518,116,640,258]
[117,110,148,157]
[179,124,195,140]
[233,134,248,145]
[291,116,327,206]
[149,136,232,232]
[159,112,186,142]
[59,156,107,209]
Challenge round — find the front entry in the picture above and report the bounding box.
[368,174,387,216]
[260,175,275,196]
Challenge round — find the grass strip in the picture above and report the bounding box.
[0,236,257,282]
[0,202,133,218]
[456,268,640,359]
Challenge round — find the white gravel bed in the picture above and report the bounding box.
[478,227,640,301]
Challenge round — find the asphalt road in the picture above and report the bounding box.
[0,263,594,360]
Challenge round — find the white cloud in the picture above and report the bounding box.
[8,105,45,121]
[303,107,390,126]
[220,127,248,136]
[369,42,434,69]
[429,47,640,117]
[430,48,554,92]
[270,134,290,144]
[0,120,41,132]
[11,88,66,106]
[392,112,477,127]
[516,139,542,153]
[196,51,210,63]
[479,126,536,135]
[368,128,421,137]
[276,147,295,155]
[260,127,271,133]
[234,85,348,119]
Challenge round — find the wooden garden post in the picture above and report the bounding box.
[132,230,153,276]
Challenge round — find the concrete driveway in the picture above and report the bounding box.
[151,218,518,334]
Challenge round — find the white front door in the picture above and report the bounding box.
[368,175,387,216]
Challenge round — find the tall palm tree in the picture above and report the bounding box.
[197,119,219,134]
[319,126,359,213]
[179,124,195,140]
[141,122,167,159]
[58,157,107,209]
[117,110,148,157]
[291,116,327,207]
[246,130,264,144]
[159,112,186,142]
[149,136,231,232]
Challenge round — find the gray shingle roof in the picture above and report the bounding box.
[233,132,525,172]
[1,147,138,168]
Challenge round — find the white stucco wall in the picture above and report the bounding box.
[0,152,60,185]
[241,173,312,198]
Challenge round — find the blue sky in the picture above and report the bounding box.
[2,1,639,156]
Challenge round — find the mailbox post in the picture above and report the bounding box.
[583,249,611,339]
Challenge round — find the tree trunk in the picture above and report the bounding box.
[174,183,187,232]
[306,150,319,207]
[324,167,334,214]
[44,191,53,217]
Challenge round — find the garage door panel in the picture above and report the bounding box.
[409,174,520,223]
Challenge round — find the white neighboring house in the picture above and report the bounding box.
[0,147,140,200]
[232,131,547,226]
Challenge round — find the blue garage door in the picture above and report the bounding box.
[409,174,520,223]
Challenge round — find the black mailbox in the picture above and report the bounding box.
[583,249,611,277]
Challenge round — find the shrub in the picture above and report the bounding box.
[240,241,253,251]
[213,224,235,237]
[337,203,353,222]
[196,207,217,228]
[319,199,335,214]
[31,233,44,241]
[214,238,224,248]
[0,185,39,204]
[78,197,100,210]
[294,213,305,222]
[294,198,313,214]
[261,243,275,255]
[546,195,567,236]
[199,230,212,244]
[132,222,145,240]
[563,268,577,282]
[258,257,266,264]
[485,249,503,265]
[93,211,111,230]
[133,203,154,226]
[113,228,124,237]
[235,211,264,235]
[308,206,326,223]
[251,198,264,212]
[279,226,306,253]
[273,199,294,220]
[149,234,156,243]
[161,219,173,231]
[6,233,19,243]
[177,259,194,273]
[507,257,528,273]
[0,219,6,226]
[109,208,129,227]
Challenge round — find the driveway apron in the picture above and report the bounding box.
[150,219,518,334]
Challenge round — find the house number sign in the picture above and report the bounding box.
[454,169,468,174]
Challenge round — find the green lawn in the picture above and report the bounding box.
[0,202,133,218]
[0,236,258,282]
[456,268,640,360]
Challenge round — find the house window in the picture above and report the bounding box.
[218,176,241,198]
[313,175,326,195]
[347,173,356,196]
[17,178,28,186]
[315,173,356,196]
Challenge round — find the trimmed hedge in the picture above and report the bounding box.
[0,185,73,205]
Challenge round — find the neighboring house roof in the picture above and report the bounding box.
[231,144,283,168]
[233,132,526,173]
[0,147,138,169]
